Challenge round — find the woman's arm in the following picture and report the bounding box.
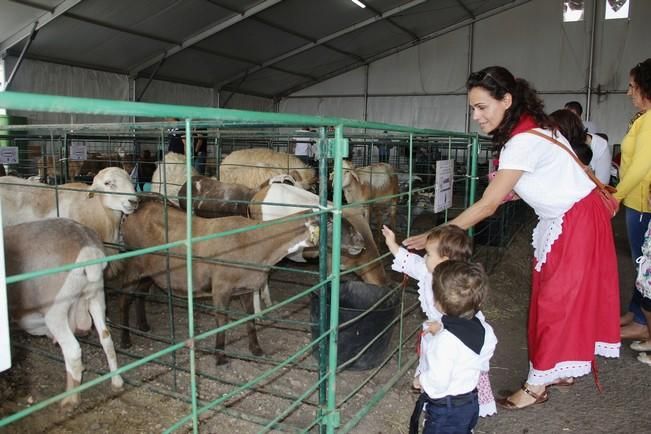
[448,169,523,229]
[403,169,523,249]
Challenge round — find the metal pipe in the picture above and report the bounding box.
[4,23,38,90]
[464,23,474,133]
[586,0,598,119]
[135,56,165,102]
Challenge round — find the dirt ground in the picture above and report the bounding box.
[1,210,649,433]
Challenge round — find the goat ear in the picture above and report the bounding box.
[349,169,360,184]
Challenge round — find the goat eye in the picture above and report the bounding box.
[104,181,111,186]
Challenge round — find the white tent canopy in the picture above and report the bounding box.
[0,0,648,143]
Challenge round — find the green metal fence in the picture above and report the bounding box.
[0,91,499,433]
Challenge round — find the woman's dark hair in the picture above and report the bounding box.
[549,109,592,165]
[466,66,554,148]
[630,59,651,102]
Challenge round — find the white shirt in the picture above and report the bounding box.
[587,133,612,185]
[584,120,598,135]
[391,247,494,373]
[419,320,497,399]
[499,128,594,219]
[391,247,440,320]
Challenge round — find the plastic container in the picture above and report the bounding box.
[311,280,399,371]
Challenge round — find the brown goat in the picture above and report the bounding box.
[338,160,399,234]
[178,176,257,218]
[119,199,319,364]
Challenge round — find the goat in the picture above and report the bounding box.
[150,152,199,207]
[119,199,319,365]
[250,183,388,285]
[178,176,257,218]
[219,148,316,191]
[337,160,399,233]
[0,167,138,279]
[6,218,123,408]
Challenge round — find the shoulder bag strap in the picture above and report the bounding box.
[525,128,611,191]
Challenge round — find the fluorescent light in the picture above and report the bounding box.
[351,0,366,8]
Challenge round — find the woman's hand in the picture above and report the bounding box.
[402,231,429,251]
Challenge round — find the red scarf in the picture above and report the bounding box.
[509,113,539,137]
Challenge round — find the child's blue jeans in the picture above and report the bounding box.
[410,389,478,434]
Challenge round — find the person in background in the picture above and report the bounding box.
[293,129,314,166]
[405,66,620,409]
[549,109,593,165]
[137,149,157,191]
[564,100,598,135]
[193,128,208,175]
[382,224,498,418]
[406,260,496,434]
[550,109,613,186]
[167,118,185,155]
[615,58,651,342]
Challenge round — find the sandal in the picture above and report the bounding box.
[630,340,651,352]
[497,385,549,410]
[637,352,651,366]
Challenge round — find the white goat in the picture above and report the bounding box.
[6,218,123,408]
[220,148,316,191]
[249,183,387,312]
[338,160,399,231]
[150,152,199,207]
[0,167,138,278]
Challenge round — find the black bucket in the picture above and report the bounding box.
[310,280,399,371]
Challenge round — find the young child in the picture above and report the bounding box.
[382,224,497,417]
[407,260,497,434]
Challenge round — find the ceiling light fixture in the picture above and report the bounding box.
[351,0,366,8]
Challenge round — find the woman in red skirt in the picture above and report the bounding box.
[404,65,620,409]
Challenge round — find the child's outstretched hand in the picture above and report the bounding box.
[424,320,442,335]
[382,225,399,255]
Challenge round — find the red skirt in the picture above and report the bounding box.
[528,189,620,373]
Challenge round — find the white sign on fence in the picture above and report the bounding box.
[0,202,11,372]
[434,159,454,213]
[70,144,88,161]
[0,147,18,165]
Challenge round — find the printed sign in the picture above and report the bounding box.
[0,147,18,165]
[70,144,88,161]
[434,159,454,213]
[0,203,11,372]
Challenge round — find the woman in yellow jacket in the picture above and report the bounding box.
[617,59,651,343]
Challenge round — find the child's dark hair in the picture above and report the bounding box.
[425,224,472,261]
[432,260,488,319]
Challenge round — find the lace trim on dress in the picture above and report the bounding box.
[527,341,620,385]
[531,214,565,272]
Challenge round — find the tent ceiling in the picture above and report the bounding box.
[1,0,525,99]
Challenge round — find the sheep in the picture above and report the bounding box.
[0,167,138,278]
[338,160,399,232]
[219,148,316,191]
[5,218,123,408]
[177,176,257,218]
[150,152,199,207]
[118,198,319,365]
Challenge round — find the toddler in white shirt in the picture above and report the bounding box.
[382,224,497,418]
